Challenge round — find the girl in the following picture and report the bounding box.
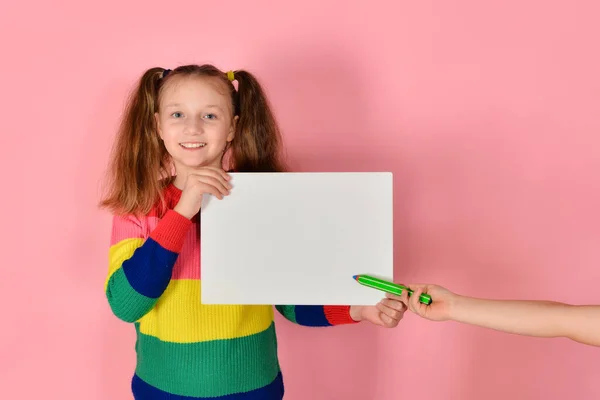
[100,64,407,399]
[395,283,600,347]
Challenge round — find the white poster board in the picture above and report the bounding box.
[200,172,394,305]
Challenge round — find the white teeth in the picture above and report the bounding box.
[180,143,206,148]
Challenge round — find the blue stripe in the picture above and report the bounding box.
[293,306,331,326]
[122,237,178,298]
[131,372,284,399]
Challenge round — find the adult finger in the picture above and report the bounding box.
[406,283,428,291]
[409,288,426,315]
[393,289,410,307]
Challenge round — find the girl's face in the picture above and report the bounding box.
[155,75,236,179]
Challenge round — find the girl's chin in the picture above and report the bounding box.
[176,159,223,171]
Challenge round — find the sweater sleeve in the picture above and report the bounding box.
[104,210,192,323]
[275,305,359,326]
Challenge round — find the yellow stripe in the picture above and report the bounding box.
[105,238,144,291]
[138,279,274,343]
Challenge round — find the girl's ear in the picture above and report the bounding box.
[227,115,238,142]
[155,112,163,139]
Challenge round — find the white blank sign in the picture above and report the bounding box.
[200,172,394,305]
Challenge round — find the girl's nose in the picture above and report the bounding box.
[185,116,204,134]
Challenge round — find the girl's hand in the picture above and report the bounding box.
[174,167,232,219]
[396,284,457,322]
[349,297,407,327]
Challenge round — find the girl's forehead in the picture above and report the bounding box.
[161,75,230,105]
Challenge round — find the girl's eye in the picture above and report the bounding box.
[204,114,216,120]
[171,112,183,118]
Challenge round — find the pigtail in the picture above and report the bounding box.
[101,64,286,216]
[99,67,172,215]
[230,70,287,172]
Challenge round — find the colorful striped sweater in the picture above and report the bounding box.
[105,183,358,399]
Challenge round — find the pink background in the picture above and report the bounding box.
[1,0,599,399]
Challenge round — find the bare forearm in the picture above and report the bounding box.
[450,296,600,346]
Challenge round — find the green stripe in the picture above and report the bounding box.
[275,305,296,323]
[134,322,281,397]
[106,268,156,323]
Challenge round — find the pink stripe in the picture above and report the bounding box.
[172,223,200,279]
[145,215,160,230]
[147,215,200,279]
[110,214,147,245]
[111,214,200,279]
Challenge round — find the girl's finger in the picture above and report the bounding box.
[192,168,232,190]
[379,312,394,326]
[197,183,223,199]
[203,166,232,182]
[376,302,404,321]
[385,292,402,301]
[382,298,407,312]
[195,175,230,196]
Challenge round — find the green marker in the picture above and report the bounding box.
[353,274,432,305]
